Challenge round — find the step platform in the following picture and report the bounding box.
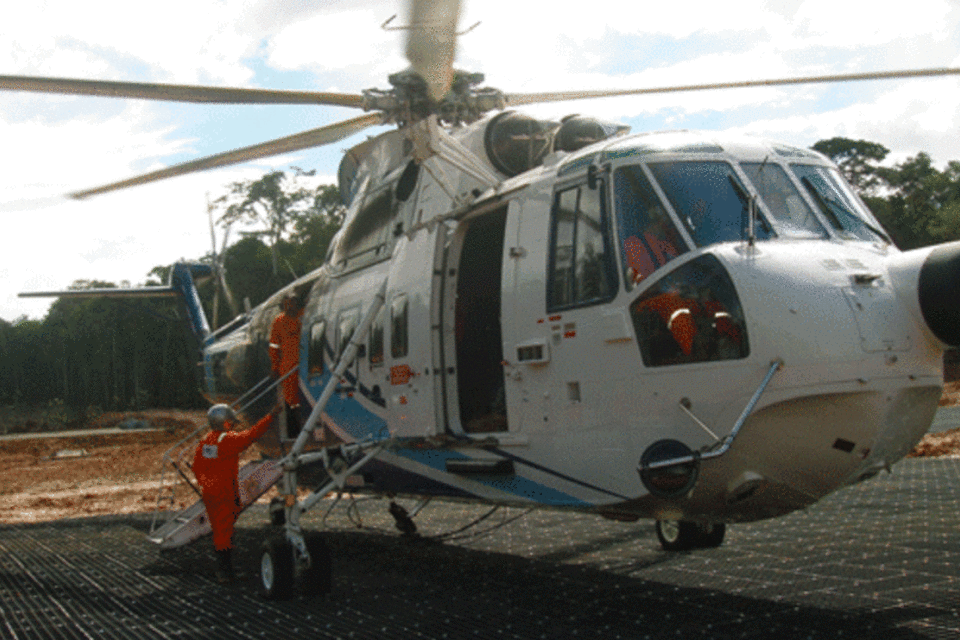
[147,459,282,549]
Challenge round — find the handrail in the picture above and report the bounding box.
[149,364,298,535]
[640,359,783,473]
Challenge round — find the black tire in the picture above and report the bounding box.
[259,538,294,600]
[301,532,332,597]
[655,520,726,551]
[697,522,726,548]
[655,519,699,551]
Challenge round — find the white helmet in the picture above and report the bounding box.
[207,404,237,431]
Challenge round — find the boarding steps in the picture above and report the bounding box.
[148,459,283,549]
[146,370,293,549]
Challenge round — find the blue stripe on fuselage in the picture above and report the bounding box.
[388,446,590,507]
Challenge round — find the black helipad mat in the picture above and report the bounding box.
[2,458,960,639]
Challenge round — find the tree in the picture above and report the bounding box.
[1,171,348,414]
[214,168,319,278]
[812,137,889,196]
[875,153,960,249]
[289,184,346,275]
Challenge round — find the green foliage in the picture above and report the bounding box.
[0,171,344,415]
[812,140,960,250]
[812,138,889,195]
[214,167,340,278]
[44,398,68,427]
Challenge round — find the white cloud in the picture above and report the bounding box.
[0,0,958,323]
[790,0,953,47]
[724,77,960,164]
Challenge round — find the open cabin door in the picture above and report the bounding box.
[441,207,509,435]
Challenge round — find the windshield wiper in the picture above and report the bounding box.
[800,177,890,244]
[727,174,771,243]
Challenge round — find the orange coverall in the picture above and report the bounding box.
[636,291,697,356]
[192,413,274,551]
[269,309,303,405]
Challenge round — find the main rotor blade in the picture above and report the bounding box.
[504,67,960,107]
[404,0,461,101]
[0,75,366,108]
[69,112,384,200]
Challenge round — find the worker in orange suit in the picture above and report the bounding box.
[193,403,280,583]
[270,294,304,437]
[637,289,699,356]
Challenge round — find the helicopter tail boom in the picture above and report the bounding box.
[19,262,215,343]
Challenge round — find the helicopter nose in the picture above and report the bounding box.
[917,242,960,347]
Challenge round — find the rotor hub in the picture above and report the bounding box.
[362,69,505,127]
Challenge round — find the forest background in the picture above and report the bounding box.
[2,138,959,429]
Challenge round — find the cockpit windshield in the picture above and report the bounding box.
[648,161,774,248]
[741,162,828,239]
[789,164,889,243]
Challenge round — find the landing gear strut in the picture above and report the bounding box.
[655,519,726,551]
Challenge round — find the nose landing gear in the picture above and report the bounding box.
[655,519,726,551]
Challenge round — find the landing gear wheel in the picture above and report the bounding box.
[698,522,726,548]
[655,520,726,551]
[301,532,332,597]
[259,538,294,600]
[655,519,698,551]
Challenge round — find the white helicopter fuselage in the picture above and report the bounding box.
[211,116,953,526]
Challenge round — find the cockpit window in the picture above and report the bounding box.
[741,162,827,239]
[648,161,774,248]
[630,255,749,367]
[789,164,889,243]
[548,183,617,310]
[614,165,688,290]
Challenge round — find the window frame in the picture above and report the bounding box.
[390,294,409,359]
[546,176,619,312]
[306,318,328,379]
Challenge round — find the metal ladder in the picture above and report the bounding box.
[146,368,296,548]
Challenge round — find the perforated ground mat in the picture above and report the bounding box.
[2,458,960,639]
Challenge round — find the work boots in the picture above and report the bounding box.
[215,549,235,584]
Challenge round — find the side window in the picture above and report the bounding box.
[340,185,399,269]
[336,310,359,362]
[369,306,385,368]
[391,294,409,358]
[614,165,688,289]
[548,183,617,310]
[307,319,327,378]
[629,255,749,367]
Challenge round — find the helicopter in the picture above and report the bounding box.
[8,0,960,600]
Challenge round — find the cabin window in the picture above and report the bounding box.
[391,294,409,358]
[614,165,688,290]
[369,306,385,368]
[788,164,887,243]
[307,319,328,378]
[547,182,617,310]
[740,162,827,239]
[340,185,398,267]
[336,310,359,362]
[630,255,749,367]
[647,161,774,248]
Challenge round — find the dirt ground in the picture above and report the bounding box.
[3,385,960,526]
[0,409,268,524]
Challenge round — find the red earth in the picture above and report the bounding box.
[2,388,960,525]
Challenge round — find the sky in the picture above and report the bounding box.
[1,0,959,322]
